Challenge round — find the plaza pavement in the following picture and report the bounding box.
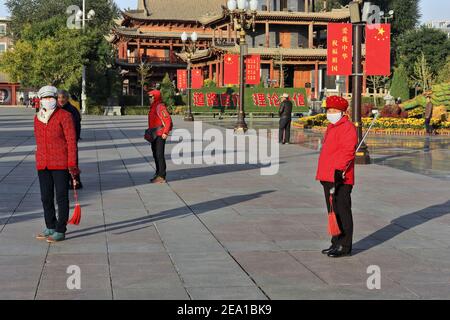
[0,107,449,300]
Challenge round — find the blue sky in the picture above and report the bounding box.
[0,0,449,23]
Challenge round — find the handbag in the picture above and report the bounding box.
[144,126,163,143]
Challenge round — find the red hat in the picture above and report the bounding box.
[325,96,349,111]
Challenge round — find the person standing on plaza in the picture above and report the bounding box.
[316,96,357,258]
[279,93,293,144]
[57,89,82,189]
[424,94,434,135]
[147,89,172,184]
[34,86,79,243]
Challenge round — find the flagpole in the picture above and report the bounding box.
[350,0,370,164]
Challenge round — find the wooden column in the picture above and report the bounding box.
[227,24,231,41]
[215,61,220,85]
[269,59,274,84]
[265,21,270,47]
[305,0,309,13]
[308,23,314,48]
[209,64,213,80]
[11,85,17,105]
[137,39,141,61]
[314,61,319,99]
[219,58,223,87]
[169,42,174,63]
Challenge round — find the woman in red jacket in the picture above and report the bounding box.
[316,96,357,258]
[147,89,172,184]
[34,86,79,243]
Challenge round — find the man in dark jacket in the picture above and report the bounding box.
[279,93,293,144]
[58,90,82,189]
[424,95,434,135]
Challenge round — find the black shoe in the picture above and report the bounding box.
[327,246,352,258]
[321,245,336,255]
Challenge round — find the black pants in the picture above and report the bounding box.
[425,118,432,133]
[38,169,70,233]
[279,117,291,143]
[321,181,353,251]
[151,136,167,178]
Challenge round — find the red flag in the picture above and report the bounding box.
[191,69,203,89]
[224,54,239,85]
[177,69,187,89]
[327,23,352,76]
[365,24,391,76]
[245,55,261,85]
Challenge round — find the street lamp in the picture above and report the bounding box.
[75,0,95,115]
[225,0,259,133]
[181,31,198,121]
[380,10,394,23]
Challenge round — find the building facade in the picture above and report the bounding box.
[112,0,365,99]
[0,17,20,106]
[425,20,450,38]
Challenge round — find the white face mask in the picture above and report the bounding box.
[327,112,343,124]
[41,98,57,110]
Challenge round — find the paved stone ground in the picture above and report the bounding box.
[1,107,449,300]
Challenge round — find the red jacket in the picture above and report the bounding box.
[148,90,172,136]
[34,108,78,170]
[316,116,357,185]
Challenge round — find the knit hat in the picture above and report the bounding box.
[325,96,349,111]
[38,86,58,99]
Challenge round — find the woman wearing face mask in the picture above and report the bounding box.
[34,86,79,243]
[316,96,357,258]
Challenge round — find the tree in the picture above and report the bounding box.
[412,52,434,92]
[436,57,450,84]
[137,62,152,106]
[161,73,175,109]
[366,75,390,107]
[396,26,450,79]
[390,0,420,40]
[390,64,410,101]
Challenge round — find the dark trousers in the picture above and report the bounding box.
[279,117,291,143]
[321,181,353,251]
[151,136,167,178]
[38,169,70,233]
[425,118,432,134]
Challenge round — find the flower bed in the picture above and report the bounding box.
[295,114,450,135]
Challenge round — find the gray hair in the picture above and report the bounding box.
[57,89,69,98]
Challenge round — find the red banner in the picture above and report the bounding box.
[191,69,203,89]
[366,24,391,76]
[177,69,187,89]
[245,55,261,85]
[223,54,239,85]
[327,23,352,76]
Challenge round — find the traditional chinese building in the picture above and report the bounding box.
[0,17,20,106]
[112,1,367,99]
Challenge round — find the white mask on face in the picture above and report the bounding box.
[41,98,57,110]
[327,112,343,124]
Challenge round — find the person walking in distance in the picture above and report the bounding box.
[147,89,173,184]
[279,93,293,144]
[316,96,357,258]
[424,94,434,135]
[34,86,79,243]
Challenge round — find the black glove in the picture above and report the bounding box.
[334,170,344,190]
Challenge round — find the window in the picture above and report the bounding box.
[280,0,288,11]
[0,24,6,36]
[0,43,6,54]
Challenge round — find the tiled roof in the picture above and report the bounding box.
[113,28,213,39]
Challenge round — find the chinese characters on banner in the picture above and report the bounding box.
[245,55,261,85]
[365,24,391,76]
[191,69,204,89]
[223,54,240,85]
[192,92,306,108]
[177,69,187,90]
[327,23,352,76]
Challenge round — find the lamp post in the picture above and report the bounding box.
[380,10,394,24]
[181,31,198,122]
[75,0,95,115]
[225,0,259,133]
[349,0,370,164]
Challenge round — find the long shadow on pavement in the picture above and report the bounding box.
[353,199,450,255]
[66,190,275,240]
